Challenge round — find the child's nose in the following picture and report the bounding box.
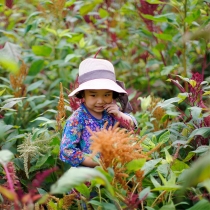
[97,97,105,103]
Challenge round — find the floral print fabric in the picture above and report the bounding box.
[59,103,137,167]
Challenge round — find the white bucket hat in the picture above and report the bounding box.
[69,57,133,113]
[69,58,127,97]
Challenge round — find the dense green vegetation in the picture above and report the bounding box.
[0,0,210,209]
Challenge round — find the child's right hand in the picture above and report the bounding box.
[104,102,121,117]
[81,157,99,168]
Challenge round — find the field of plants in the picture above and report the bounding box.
[0,0,210,209]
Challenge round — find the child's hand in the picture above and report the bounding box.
[104,103,121,117]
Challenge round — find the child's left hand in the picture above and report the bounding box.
[104,103,121,117]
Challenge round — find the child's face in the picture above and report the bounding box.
[84,89,113,115]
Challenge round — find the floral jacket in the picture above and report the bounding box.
[59,103,137,167]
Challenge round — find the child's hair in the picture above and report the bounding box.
[75,90,119,99]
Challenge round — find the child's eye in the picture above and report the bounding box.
[90,95,96,97]
[105,94,111,97]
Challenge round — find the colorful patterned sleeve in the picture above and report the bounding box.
[59,114,84,167]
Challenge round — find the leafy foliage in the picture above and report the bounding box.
[0,0,210,209]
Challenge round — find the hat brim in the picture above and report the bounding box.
[69,79,127,97]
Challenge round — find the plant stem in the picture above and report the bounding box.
[151,190,167,207]
[183,0,188,91]
[3,163,15,193]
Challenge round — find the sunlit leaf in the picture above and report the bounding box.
[75,183,90,198]
[203,90,210,96]
[99,8,109,18]
[32,45,52,56]
[154,33,173,41]
[0,88,5,96]
[158,130,170,144]
[0,186,17,201]
[164,148,173,163]
[0,42,21,74]
[0,150,14,165]
[177,93,189,103]
[126,158,146,172]
[50,167,114,195]
[189,79,196,87]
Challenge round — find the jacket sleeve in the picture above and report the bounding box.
[59,117,85,167]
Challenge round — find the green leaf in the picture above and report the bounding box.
[161,65,178,75]
[158,130,170,144]
[27,80,43,92]
[150,175,161,188]
[0,150,14,165]
[180,153,210,190]
[146,0,164,3]
[177,93,189,104]
[32,45,52,56]
[64,54,82,63]
[80,3,97,16]
[88,200,117,210]
[188,107,202,120]
[141,14,167,22]
[75,183,90,198]
[160,202,176,210]
[182,152,195,162]
[142,158,162,176]
[188,127,210,143]
[164,148,173,163]
[184,10,200,24]
[99,8,109,18]
[152,185,181,191]
[35,153,51,168]
[186,199,210,210]
[126,159,146,172]
[0,88,6,96]
[25,11,42,24]
[154,33,173,41]
[28,59,45,76]
[203,90,210,96]
[50,167,114,195]
[171,159,189,174]
[1,99,22,110]
[139,187,150,200]
[158,97,180,108]
[0,42,21,74]
[32,100,53,111]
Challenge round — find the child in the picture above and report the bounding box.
[59,58,137,168]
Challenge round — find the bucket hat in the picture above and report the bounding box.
[69,58,133,113]
[69,58,127,96]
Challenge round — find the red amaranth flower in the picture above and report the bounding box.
[124,193,141,209]
[136,0,164,32]
[114,116,134,131]
[31,167,58,189]
[69,76,83,111]
[6,0,13,8]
